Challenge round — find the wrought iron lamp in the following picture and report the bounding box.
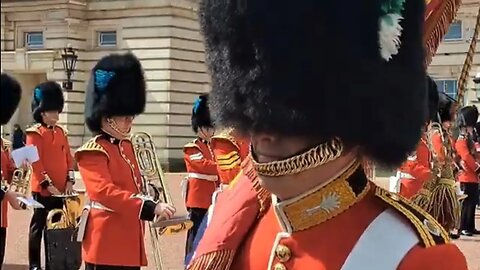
[61,44,78,90]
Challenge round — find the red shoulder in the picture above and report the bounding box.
[398,243,467,270]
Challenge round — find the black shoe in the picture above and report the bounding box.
[449,233,460,239]
[472,229,480,235]
[460,230,473,236]
[29,267,42,270]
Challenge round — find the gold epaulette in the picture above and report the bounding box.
[375,187,450,248]
[211,128,239,149]
[1,138,12,152]
[25,124,42,135]
[75,136,109,158]
[183,141,201,152]
[56,124,68,136]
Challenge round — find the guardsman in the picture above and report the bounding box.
[455,106,480,236]
[183,94,218,256]
[397,77,438,199]
[75,53,175,270]
[188,0,468,269]
[210,128,249,187]
[26,81,75,270]
[431,92,459,168]
[0,73,23,266]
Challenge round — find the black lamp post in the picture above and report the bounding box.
[474,72,480,101]
[61,44,78,90]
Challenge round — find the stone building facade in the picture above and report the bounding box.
[1,0,207,170]
[1,0,479,170]
[428,0,480,104]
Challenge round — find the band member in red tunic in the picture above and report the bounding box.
[455,106,480,236]
[76,53,175,270]
[0,73,23,266]
[26,81,75,270]
[187,0,467,269]
[183,94,218,255]
[397,77,438,199]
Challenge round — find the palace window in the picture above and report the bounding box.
[25,32,44,49]
[444,21,462,41]
[98,31,117,47]
[435,79,458,99]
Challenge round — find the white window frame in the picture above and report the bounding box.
[435,79,458,100]
[97,31,117,47]
[444,20,463,41]
[25,31,44,49]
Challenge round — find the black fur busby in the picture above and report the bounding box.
[437,92,457,123]
[191,94,213,133]
[85,53,146,133]
[31,81,64,123]
[426,76,439,123]
[457,106,478,127]
[200,0,426,166]
[1,73,22,125]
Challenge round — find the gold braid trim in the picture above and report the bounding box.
[188,249,235,270]
[75,136,109,159]
[424,0,462,67]
[244,160,271,216]
[426,178,461,231]
[376,187,450,248]
[252,137,343,177]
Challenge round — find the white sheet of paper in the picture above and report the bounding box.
[11,145,39,168]
[17,197,45,209]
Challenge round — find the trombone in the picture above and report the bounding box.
[131,131,193,270]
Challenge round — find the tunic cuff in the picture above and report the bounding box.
[67,170,76,184]
[139,199,157,221]
[40,177,52,189]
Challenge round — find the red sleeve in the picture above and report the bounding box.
[6,151,16,183]
[398,244,468,270]
[432,133,445,162]
[455,139,480,172]
[184,147,218,174]
[402,159,431,181]
[26,132,48,189]
[76,151,153,219]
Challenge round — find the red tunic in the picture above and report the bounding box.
[1,139,15,228]
[183,138,218,209]
[26,124,74,196]
[211,130,250,185]
[398,138,431,199]
[188,159,467,270]
[455,134,480,184]
[76,134,154,267]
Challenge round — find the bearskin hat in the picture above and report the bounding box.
[85,53,146,133]
[1,73,22,125]
[457,106,478,128]
[191,94,213,133]
[200,0,426,166]
[437,92,457,123]
[31,81,64,123]
[426,76,439,123]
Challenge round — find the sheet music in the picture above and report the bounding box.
[11,145,39,168]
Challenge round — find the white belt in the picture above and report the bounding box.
[90,201,113,212]
[396,171,415,179]
[187,173,218,182]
